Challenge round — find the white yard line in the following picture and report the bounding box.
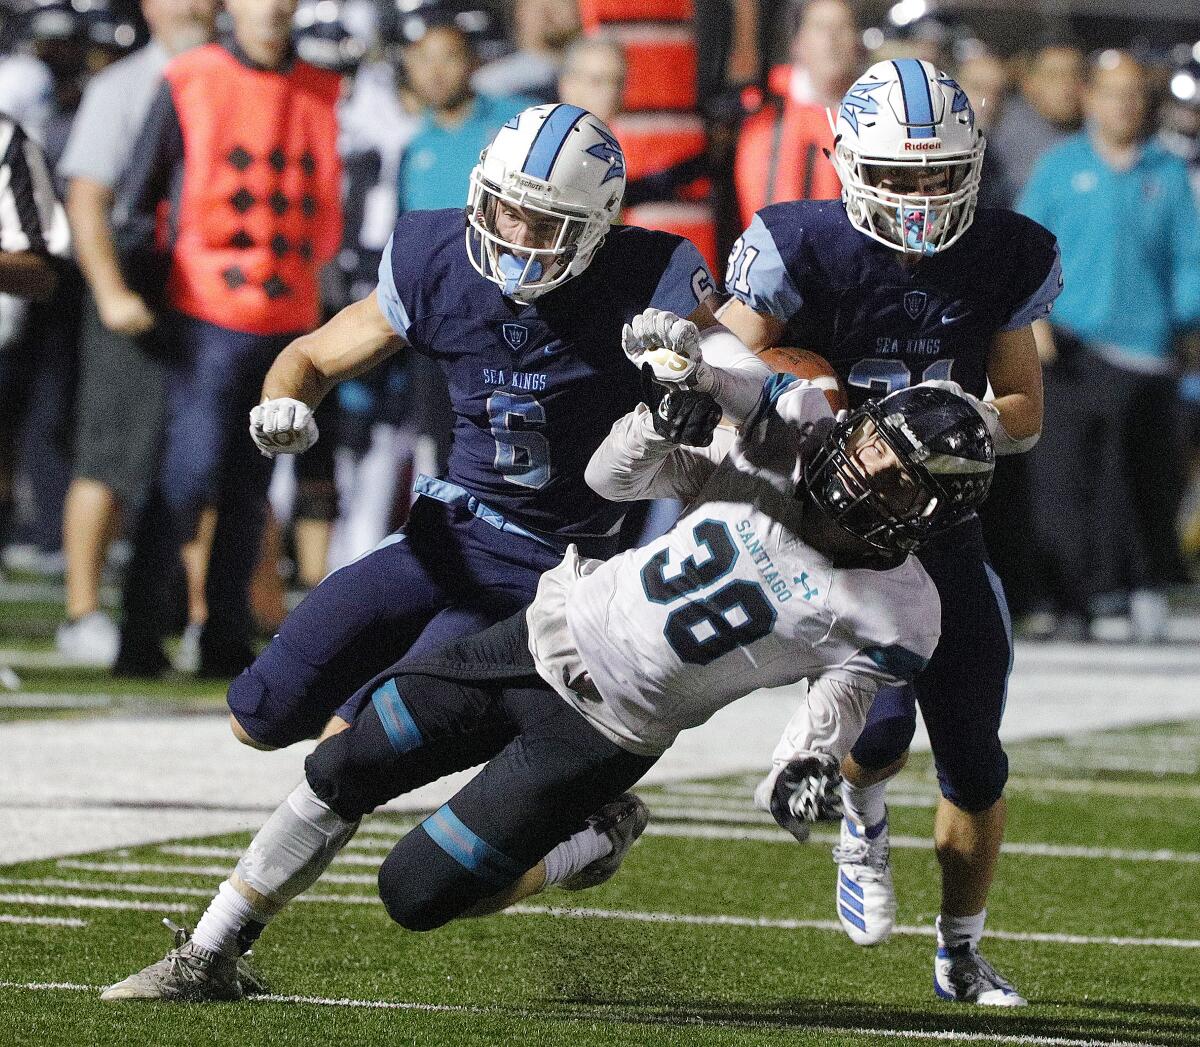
[58,858,377,886]
[0,979,1180,1046]
[0,893,191,913]
[0,693,117,710]
[508,905,1200,951]
[0,914,86,927]
[23,873,1200,951]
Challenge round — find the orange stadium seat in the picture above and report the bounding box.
[579,0,693,31]
[623,202,718,277]
[611,113,705,181]
[607,25,698,112]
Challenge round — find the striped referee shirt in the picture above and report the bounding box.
[0,112,69,257]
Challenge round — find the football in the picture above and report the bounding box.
[756,346,848,413]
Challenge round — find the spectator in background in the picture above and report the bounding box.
[397,17,537,213]
[473,0,579,104]
[953,38,1012,208]
[0,111,68,570]
[733,0,860,228]
[557,34,625,125]
[1019,50,1200,642]
[989,33,1085,201]
[115,0,342,676]
[55,0,215,667]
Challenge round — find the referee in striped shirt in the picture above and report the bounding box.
[0,111,65,299]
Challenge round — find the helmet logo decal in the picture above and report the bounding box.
[503,113,521,130]
[839,78,886,134]
[938,76,975,129]
[522,103,590,180]
[892,59,936,139]
[586,125,626,185]
[501,323,529,350]
[903,291,928,320]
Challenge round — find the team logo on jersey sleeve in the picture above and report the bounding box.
[502,323,529,350]
[903,291,928,320]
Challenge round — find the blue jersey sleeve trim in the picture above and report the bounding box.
[1001,242,1063,331]
[744,372,798,432]
[371,679,424,754]
[649,238,713,317]
[376,232,412,337]
[727,214,804,321]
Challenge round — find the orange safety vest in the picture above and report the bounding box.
[734,65,842,230]
[162,44,343,335]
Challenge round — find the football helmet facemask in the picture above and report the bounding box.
[831,59,985,256]
[466,103,626,303]
[804,385,995,556]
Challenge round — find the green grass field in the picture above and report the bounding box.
[2,726,1199,1047]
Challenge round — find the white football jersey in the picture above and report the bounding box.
[528,384,942,756]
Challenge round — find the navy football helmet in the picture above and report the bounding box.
[804,385,995,555]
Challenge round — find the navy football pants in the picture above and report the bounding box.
[304,612,657,930]
[849,518,1012,812]
[227,495,574,748]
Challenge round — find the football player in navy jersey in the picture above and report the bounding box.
[232,104,768,758]
[715,60,1063,1005]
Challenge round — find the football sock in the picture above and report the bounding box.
[193,781,359,955]
[192,880,270,959]
[841,779,887,831]
[937,910,986,951]
[541,823,613,887]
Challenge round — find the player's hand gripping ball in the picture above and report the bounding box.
[250,397,319,458]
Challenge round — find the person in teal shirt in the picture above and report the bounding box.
[396,19,538,213]
[1017,50,1200,642]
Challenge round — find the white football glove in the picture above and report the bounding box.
[622,307,711,388]
[917,378,1035,455]
[249,397,319,458]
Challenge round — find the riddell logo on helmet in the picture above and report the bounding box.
[903,140,943,151]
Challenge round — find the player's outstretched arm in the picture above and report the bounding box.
[585,402,730,503]
[252,291,405,457]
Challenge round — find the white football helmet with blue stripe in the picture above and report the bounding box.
[467,103,627,302]
[831,59,985,256]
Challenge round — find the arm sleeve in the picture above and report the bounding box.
[768,674,880,768]
[56,73,125,187]
[649,237,716,316]
[725,212,804,321]
[375,230,412,337]
[585,402,731,502]
[696,322,775,422]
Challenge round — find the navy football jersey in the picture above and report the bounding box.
[726,201,1062,407]
[376,208,715,540]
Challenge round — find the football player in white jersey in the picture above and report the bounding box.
[101,325,993,1002]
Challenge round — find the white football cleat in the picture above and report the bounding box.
[832,814,896,946]
[934,942,1028,1006]
[56,611,119,667]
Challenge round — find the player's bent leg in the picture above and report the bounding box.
[376,688,657,932]
[101,780,358,1002]
[828,686,917,946]
[225,522,454,749]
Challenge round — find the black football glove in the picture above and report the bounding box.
[651,387,722,446]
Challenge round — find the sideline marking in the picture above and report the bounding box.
[0,980,1179,1046]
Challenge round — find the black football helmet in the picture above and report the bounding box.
[804,385,995,556]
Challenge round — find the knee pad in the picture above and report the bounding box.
[936,748,1009,812]
[304,705,400,821]
[227,655,326,751]
[849,707,918,771]
[376,830,478,932]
